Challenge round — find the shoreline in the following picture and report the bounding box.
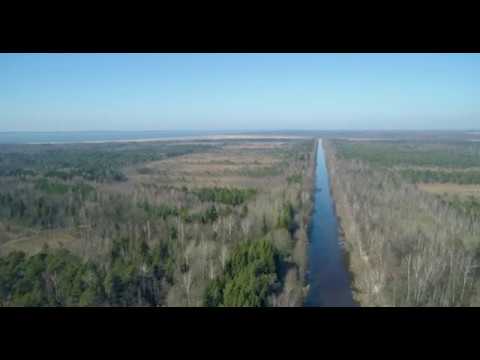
[302,138,319,303]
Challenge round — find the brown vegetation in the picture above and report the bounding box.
[417,183,480,197]
[326,140,480,306]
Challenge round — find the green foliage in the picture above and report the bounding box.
[234,165,283,177]
[335,140,480,168]
[181,205,220,224]
[287,174,303,185]
[136,167,155,175]
[0,168,37,178]
[399,169,480,185]
[0,237,175,306]
[0,248,105,306]
[277,202,296,234]
[0,180,96,228]
[0,142,215,183]
[204,278,225,306]
[140,202,178,220]
[192,187,256,206]
[443,195,480,219]
[204,239,279,307]
[45,170,73,181]
[262,214,269,235]
[204,205,218,223]
[240,204,248,218]
[35,178,95,196]
[104,237,174,306]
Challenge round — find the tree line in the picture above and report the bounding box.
[335,140,480,169]
[400,168,480,185]
[0,142,214,182]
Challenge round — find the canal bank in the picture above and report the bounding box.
[304,139,357,306]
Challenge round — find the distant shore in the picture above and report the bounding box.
[27,134,309,145]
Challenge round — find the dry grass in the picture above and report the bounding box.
[417,183,480,198]
[395,165,480,172]
[116,141,288,192]
[223,142,286,149]
[0,227,80,256]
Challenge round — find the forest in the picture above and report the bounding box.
[0,141,213,182]
[327,139,480,306]
[0,138,316,306]
[335,140,480,169]
[398,169,480,185]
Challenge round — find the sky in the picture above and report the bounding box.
[1,53,479,132]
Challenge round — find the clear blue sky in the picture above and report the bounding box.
[1,53,479,131]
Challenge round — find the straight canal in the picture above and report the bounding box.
[304,139,357,306]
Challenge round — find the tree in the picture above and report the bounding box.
[203,239,279,307]
[262,214,269,235]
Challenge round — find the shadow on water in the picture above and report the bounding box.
[304,139,358,307]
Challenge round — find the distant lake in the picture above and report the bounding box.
[0,131,247,144]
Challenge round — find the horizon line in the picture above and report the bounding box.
[1,129,480,133]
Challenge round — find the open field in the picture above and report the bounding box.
[417,183,480,197]
[124,147,286,191]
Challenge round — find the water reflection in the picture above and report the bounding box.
[304,139,357,307]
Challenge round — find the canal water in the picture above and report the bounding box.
[304,139,357,306]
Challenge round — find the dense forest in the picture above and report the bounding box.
[327,139,480,306]
[0,138,316,306]
[335,140,480,169]
[0,141,214,182]
[399,168,480,185]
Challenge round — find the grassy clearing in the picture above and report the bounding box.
[417,183,480,197]
[120,142,286,192]
[0,227,79,256]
